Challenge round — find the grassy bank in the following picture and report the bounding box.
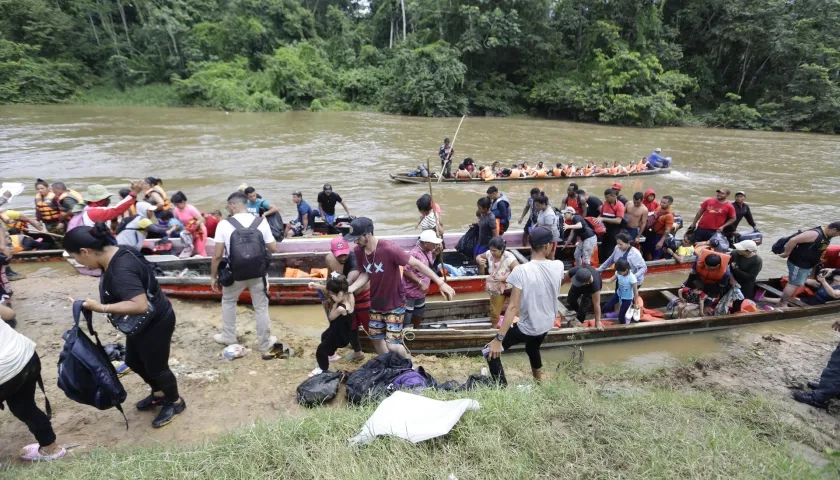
[5,365,831,479]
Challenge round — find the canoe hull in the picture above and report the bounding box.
[358,279,839,355]
[391,168,671,184]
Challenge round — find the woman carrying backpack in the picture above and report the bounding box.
[0,304,66,461]
[64,223,186,428]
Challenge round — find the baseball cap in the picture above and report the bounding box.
[734,240,758,253]
[323,184,332,191]
[528,226,554,247]
[735,191,746,196]
[344,217,374,242]
[419,230,443,244]
[561,207,576,215]
[716,188,731,195]
[654,148,662,153]
[571,268,593,287]
[612,182,622,191]
[330,237,351,256]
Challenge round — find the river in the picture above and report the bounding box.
[2,105,839,366]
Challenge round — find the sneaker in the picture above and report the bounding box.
[115,362,132,377]
[152,398,186,428]
[345,352,365,362]
[136,393,165,411]
[308,367,324,378]
[792,391,830,409]
[328,354,341,362]
[6,269,24,281]
[213,333,236,345]
[20,443,66,461]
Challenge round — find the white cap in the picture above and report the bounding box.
[419,230,443,244]
[561,207,576,215]
[734,240,758,253]
[654,148,662,153]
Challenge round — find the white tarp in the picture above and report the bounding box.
[349,391,480,446]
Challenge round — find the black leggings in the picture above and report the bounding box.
[0,353,55,446]
[485,324,547,386]
[125,308,179,401]
[317,318,352,371]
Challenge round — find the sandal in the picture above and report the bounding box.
[20,443,66,462]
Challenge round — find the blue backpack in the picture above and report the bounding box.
[57,301,128,427]
[389,366,437,393]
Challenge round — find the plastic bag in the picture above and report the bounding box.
[222,344,249,360]
[296,371,343,407]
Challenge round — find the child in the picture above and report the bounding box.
[677,279,707,318]
[307,274,355,377]
[477,236,520,327]
[601,258,639,324]
[157,210,183,238]
[663,233,695,263]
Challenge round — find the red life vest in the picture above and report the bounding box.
[696,249,731,285]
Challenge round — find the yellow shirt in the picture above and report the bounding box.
[676,246,694,257]
[2,210,21,221]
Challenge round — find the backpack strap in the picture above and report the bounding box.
[36,372,52,418]
[249,216,264,229]
[227,217,244,230]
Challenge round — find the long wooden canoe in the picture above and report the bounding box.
[390,168,671,184]
[358,278,837,355]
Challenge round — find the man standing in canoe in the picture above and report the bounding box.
[487,186,512,235]
[439,137,454,178]
[778,222,840,307]
[317,184,352,226]
[688,188,737,242]
[598,188,626,264]
[485,226,565,385]
[344,217,456,358]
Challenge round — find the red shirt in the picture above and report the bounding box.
[698,198,736,230]
[204,214,220,238]
[355,239,411,312]
[601,200,625,219]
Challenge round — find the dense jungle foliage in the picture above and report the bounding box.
[2,0,839,131]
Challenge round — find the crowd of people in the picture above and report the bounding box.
[438,138,672,180]
[2,168,840,463]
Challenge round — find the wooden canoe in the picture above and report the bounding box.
[358,278,837,355]
[390,168,671,184]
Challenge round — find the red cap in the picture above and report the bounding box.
[612,182,622,190]
[330,237,351,256]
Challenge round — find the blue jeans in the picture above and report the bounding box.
[603,294,633,324]
[323,213,336,225]
[644,234,664,260]
[813,342,840,403]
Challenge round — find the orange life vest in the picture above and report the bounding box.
[35,193,60,222]
[582,167,594,176]
[638,160,648,170]
[696,249,731,285]
[509,168,521,178]
[552,168,562,177]
[562,167,574,176]
[58,190,84,205]
[626,164,637,173]
[10,234,23,253]
[145,187,170,211]
[1,212,26,232]
[534,170,547,178]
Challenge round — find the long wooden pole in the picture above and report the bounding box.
[437,115,466,183]
[427,157,447,281]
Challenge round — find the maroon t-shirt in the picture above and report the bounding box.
[355,239,411,312]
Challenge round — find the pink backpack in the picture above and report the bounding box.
[67,210,86,230]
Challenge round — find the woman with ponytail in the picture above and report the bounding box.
[64,223,185,428]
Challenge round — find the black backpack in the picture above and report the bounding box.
[115,214,142,235]
[772,230,802,255]
[296,371,343,407]
[227,217,271,281]
[57,301,128,427]
[455,224,479,259]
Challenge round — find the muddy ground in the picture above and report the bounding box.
[2,266,840,465]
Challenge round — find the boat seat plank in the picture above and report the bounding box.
[757,283,806,307]
[660,290,679,303]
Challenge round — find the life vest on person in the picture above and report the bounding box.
[608,167,619,175]
[626,164,637,173]
[552,168,562,177]
[585,217,606,237]
[638,160,648,171]
[0,212,26,232]
[509,168,521,178]
[10,234,23,253]
[582,166,594,176]
[58,190,84,206]
[35,192,60,222]
[562,167,574,177]
[534,170,547,178]
[566,195,584,215]
[145,187,170,211]
[490,194,512,221]
[696,249,731,284]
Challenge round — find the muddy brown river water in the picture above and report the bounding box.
[2,105,839,366]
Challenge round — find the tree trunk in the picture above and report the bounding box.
[401,0,407,40]
[737,43,751,95]
[115,0,133,52]
[164,17,182,69]
[99,1,122,57]
[89,15,101,46]
[389,18,394,48]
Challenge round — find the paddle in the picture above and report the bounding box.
[437,115,466,183]
[426,157,448,282]
[28,229,64,239]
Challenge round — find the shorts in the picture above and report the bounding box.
[369,306,406,344]
[323,213,336,225]
[404,297,427,326]
[352,289,371,332]
[787,261,813,287]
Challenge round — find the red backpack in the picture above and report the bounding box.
[585,217,606,237]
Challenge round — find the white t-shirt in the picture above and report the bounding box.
[213,213,275,255]
[0,320,35,385]
[506,259,565,336]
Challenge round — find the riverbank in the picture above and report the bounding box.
[2,268,840,478]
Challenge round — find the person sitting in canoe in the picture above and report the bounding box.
[676,279,708,318]
[661,233,696,264]
[463,158,478,177]
[648,148,671,168]
[688,250,731,310]
[454,163,472,179]
[799,269,840,305]
[609,160,628,175]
